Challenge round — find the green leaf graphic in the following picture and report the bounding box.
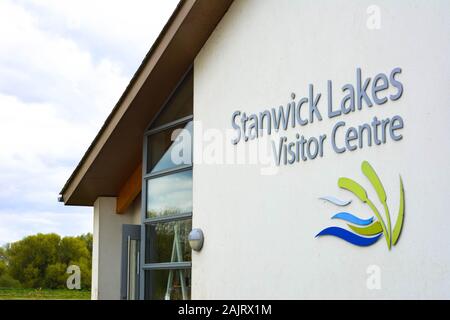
[361,161,392,248]
[392,176,405,245]
[338,176,391,249]
[338,178,368,202]
[348,221,383,236]
[361,161,386,202]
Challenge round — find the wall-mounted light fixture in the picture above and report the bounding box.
[188,228,204,252]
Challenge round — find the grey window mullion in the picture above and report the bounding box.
[144,212,192,224]
[144,164,192,181]
[143,262,192,270]
[144,115,193,137]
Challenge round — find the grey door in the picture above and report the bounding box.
[120,224,141,300]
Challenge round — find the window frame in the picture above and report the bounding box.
[139,67,193,300]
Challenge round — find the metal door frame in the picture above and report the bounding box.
[120,224,141,300]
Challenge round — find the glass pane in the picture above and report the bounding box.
[146,170,192,218]
[145,269,191,300]
[145,219,192,264]
[150,70,193,129]
[128,239,139,300]
[147,121,192,174]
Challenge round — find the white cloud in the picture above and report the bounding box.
[0,0,131,125]
[21,0,179,73]
[0,93,93,209]
[0,210,92,245]
[0,0,178,243]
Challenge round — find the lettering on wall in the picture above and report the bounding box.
[230,67,405,166]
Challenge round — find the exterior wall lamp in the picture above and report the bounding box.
[188,228,204,252]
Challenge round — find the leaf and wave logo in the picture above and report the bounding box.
[316,161,405,250]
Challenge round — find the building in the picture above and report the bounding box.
[59,0,450,299]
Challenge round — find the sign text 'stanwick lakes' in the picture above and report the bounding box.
[231,67,404,166]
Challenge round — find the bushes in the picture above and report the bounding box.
[0,259,6,277]
[0,248,20,288]
[44,263,67,289]
[1,233,92,289]
[0,273,21,288]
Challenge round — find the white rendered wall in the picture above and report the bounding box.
[91,195,141,300]
[193,0,450,299]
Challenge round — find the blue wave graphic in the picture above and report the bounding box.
[331,212,373,226]
[315,227,382,246]
[319,196,352,207]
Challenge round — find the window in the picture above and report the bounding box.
[141,69,193,300]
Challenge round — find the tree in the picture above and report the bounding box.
[59,236,90,265]
[0,247,6,276]
[44,263,67,289]
[0,258,6,278]
[57,236,92,289]
[5,233,93,289]
[72,257,92,289]
[7,233,60,287]
[0,245,21,288]
[77,233,93,254]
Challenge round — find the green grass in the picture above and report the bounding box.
[0,288,91,300]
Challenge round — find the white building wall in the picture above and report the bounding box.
[91,194,141,300]
[193,0,450,299]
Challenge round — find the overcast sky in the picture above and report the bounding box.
[0,0,179,245]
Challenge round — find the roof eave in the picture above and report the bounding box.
[59,0,233,206]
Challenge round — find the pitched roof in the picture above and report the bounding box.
[60,0,233,206]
